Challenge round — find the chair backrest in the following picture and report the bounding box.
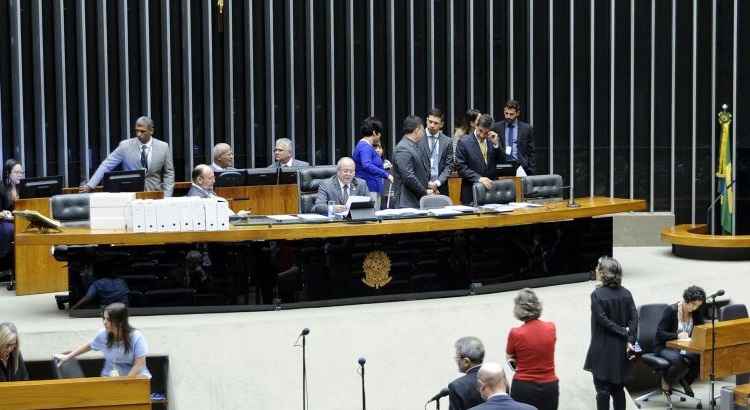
[50,193,91,227]
[52,356,85,379]
[472,179,516,206]
[523,174,563,199]
[720,303,749,321]
[298,166,337,213]
[637,303,668,353]
[419,194,452,210]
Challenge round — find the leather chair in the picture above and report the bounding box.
[635,303,702,409]
[522,174,563,200]
[50,193,91,228]
[298,166,337,213]
[720,303,748,321]
[472,179,515,206]
[419,194,452,210]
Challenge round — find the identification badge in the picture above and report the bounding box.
[505,146,512,156]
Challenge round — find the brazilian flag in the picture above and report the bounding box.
[717,110,733,234]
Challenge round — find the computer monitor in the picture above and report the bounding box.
[215,169,246,187]
[18,176,64,199]
[102,170,146,193]
[245,168,277,186]
[277,168,299,185]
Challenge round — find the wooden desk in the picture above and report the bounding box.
[0,376,150,410]
[215,184,299,215]
[666,318,750,380]
[13,192,163,296]
[16,197,645,246]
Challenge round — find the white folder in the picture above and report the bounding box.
[216,199,230,231]
[204,198,218,231]
[191,198,206,231]
[156,200,171,232]
[144,200,158,233]
[179,199,194,232]
[129,200,146,233]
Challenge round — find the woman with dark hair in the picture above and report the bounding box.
[583,256,638,410]
[353,116,394,204]
[0,322,28,382]
[56,303,151,378]
[452,109,481,157]
[506,288,559,410]
[655,285,706,397]
[0,159,23,260]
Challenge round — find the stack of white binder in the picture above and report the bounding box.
[89,193,136,231]
[125,197,230,233]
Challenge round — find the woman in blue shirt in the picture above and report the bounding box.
[56,303,151,378]
[353,117,394,198]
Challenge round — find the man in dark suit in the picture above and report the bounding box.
[312,157,370,215]
[455,114,501,205]
[392,116,431,208]
[420,108,454,195]
[491,100,536,175]
[469,363,536,410]
[448,336,485,410]
[269,138,310,168]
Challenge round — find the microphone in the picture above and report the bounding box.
[707,289,725,299]
[426,387,449,403]
[358,357,366,366]
[293,328,310,346]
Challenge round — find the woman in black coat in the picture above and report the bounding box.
[655,285,706,396]
[0,322,28,382]
[584,256,638,410]
[0,159,23,259]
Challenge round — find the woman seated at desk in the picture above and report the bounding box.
[0,159,23,264]
[655,285,706,397]
[56,303,151,378]
[0,322,28,382]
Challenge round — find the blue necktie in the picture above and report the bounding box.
[506,124,517,160]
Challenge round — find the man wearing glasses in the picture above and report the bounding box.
[268,138,310,169]
[448,336,486,410]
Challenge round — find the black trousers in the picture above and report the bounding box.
[593,377,626,410]
[511,379,559,410]
[658,348,700,385]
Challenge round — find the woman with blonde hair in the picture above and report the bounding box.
[506,288,558,410]
[56,303,151,378]
[0,322,28,382]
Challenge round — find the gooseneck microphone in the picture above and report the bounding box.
[707,289,725,299]
[358,357,366,410]
[294,328,310,410]
[427,387,449,403]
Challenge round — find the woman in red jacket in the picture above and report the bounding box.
[506,288,559,410]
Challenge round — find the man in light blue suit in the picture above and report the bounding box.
[82,116,175,196]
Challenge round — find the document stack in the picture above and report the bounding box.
[89,192,136,231]
[125,197,230,233]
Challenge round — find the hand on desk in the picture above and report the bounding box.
[479,177,494,190]
[236,210,251,217]
[678,332,690,340]
[1,210,13,220]
[334,205,347,214]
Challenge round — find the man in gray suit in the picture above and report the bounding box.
[419,108,453,196]
[268,138,310,168]
[312,157,369,215]
[392,116,430,209]
[82,116,175,196]
[211,143,235,172]
[187,164,249,216]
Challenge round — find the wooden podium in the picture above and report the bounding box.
[0,376,151,410]
[666,317,750,380]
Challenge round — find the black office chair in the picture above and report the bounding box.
[635,303,702,409]
[50,193,91,228]
[522,174,563,200]
[0,242,14,290]
[472,179,516,206]
[298,166,337,213]
[52,356,85,379]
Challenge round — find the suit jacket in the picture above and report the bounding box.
[491,120,536,175]
[419,131,454,195]
[0,351,29,382]
[392,136,431,209]
[468,395,536,410]
[449,366,484,410]
[455,133,500,205]
[186,184,214,198]
[210,163,235,172]
[87,137,175,196]
[655,303,705,352]
[312,175,370,215]
[268,158,310,169]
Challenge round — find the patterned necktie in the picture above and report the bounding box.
[140,145,148,169]
[479,139,488,164]
[342,185,350,203]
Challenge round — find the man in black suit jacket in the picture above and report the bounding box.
[455,114,502,205]
[491,100,536,175]
[448,336,486,410]
[419,108,454,196]
[393,116,431,208]
[469,363,536,410]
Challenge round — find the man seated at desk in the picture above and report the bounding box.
[312,157,369,215]
[211,143,235,172]
[187,164,249,216]
[269,138,309,169]
[82,116,175,196]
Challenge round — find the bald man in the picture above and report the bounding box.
[469,363,536,410]
[311,157,369,215]
[211,143,235,172]
[187,164,249,216]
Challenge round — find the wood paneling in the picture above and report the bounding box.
[736,383,750,407]
[667,319,750,380]
[215,183,299,215]
[0,376,150,410]
[661,224,750,248]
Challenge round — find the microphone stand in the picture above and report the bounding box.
[303,333,308,410]
[560,185,579,208]
[359,359,366,410]
[709,296,718,410]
